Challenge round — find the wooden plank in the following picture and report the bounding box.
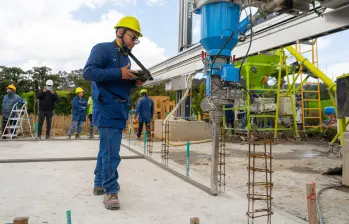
[13,217,29,224]
[306,183,318,224]
[190,217,200,224]
[342,132,349,186]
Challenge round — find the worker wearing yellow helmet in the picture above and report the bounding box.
[134,89,154,140]
[82,16,145,210]
[2,84,23,139]
[67,87,87,140]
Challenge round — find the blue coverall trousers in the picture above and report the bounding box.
[94,127,122,194]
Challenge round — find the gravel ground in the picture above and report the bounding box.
[140,138,348,224]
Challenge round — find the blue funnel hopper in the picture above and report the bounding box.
[195,1,250,94]
[196,2,244,57]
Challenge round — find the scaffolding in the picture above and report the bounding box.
[295,39,322,132]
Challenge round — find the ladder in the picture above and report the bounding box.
[2,101,34,140]
[296,39,322,132]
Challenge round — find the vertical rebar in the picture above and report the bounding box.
[161,122,165,164]
[146,122,153,157]
[165,120,169,165]
[247,132,273,223]
[161,120,170,165]
[218,127,226,193]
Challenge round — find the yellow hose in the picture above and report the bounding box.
[167,139,212,147]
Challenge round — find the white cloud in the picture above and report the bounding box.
[145,0,165,6]
[0,0,166,73]
[113,0,137,7]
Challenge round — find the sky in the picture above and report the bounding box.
[0,0,348,81]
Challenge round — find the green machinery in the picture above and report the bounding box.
[222,44,349,147]
[223,48,301,139]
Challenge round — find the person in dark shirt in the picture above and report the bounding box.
[37,79,59,139]
[134,89,154,140]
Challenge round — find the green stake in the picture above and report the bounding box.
[186,141,190,177]
[66,210,72,224]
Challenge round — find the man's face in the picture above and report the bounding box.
[122,29,140,50]
[78,92,84,97]
[6,88,12,94]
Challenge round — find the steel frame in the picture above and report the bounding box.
[146,5,349,85]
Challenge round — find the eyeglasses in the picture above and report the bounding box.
[126,32,140,44]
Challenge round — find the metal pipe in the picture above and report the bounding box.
[274,52,283,138]
[178,0,184,52]
[178,0,193,52]
[285,46,337,93]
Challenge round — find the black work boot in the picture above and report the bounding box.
[75,134,80,139]
[93,187,104,195]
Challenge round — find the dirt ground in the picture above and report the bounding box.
[149,138,349,224]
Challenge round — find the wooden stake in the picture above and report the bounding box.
[13,217,29,224]
[342,133,349,186]
[306,183,318,224]
[190,217,200,224]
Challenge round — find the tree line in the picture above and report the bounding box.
[0,65,188,116]
[0,64,338,118]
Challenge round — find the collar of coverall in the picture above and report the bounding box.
[115,39,128,56]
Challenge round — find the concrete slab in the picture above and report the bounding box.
[0,140,136,160]
[0,158,306,224]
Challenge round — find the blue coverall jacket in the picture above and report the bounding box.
[83,41,137,129]
[2,94,23,119]
[72,96,87,122]
[135,96,154,123]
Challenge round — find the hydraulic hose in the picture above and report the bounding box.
[316,184,344,224]
[163,72,196,125]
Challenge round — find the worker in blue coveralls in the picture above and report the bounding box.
[134,89,154,140]
[225,104,235,133]
[2,84,23,139]
[83,16,144,210]
[68,87,87,139]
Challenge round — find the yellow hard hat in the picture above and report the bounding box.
[76,87,84,94]
[114,16,143,37]
[6,84,16,92]
[140,89,147,94]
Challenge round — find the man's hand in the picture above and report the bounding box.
[136,80,144,86]
[121,63,137,80]
[50,89,54,93]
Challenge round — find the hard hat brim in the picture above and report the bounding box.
[115,26,143,37]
